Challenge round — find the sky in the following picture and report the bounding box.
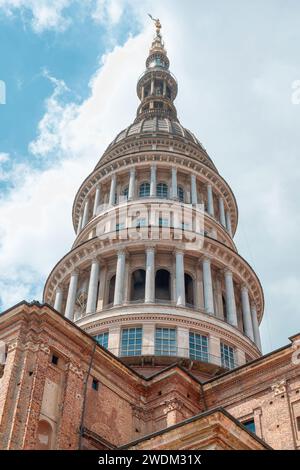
[0,0,300,354]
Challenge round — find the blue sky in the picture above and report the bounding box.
[0,0,300,354]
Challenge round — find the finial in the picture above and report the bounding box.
[148,13,161,36]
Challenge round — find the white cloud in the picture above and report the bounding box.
[0,0,128,32]
[0,0,72,32]
[0,30,148,309]
[0,153,9,163]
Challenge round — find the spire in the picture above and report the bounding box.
[135,16,178,123]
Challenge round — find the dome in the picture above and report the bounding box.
[107,117,205,149]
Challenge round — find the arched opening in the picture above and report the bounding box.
[36,420,53,450]
[108,275,116,305]
[130,269,146,301]
[157,182,168,199]
[184,273,194,306]
[155,269,171,301]
[139,182,150,198]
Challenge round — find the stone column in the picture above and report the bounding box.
[128,168,136,201]
[150,79,154,95]
[145,247,155,303]
[202,257,214,314]
[224,269,238,327]
[150,164,157,197]
[251,304,262,351]
[175,250,185,306]
[191,174,198,204]
[241,286,254,341]
[177,327,189,358]
[77,214,82,235]
[226,211,233,237]
[114,250,126,306]
[93,185,101,216]
[54,286,63,313]
[171,167,177,200]
[142,323,155,355]
[219,197,226,227]
[109,174,117,206]
[207,184,214,217]
[82,198,90,228]
[86,259,100,314]
[65,271,78,320]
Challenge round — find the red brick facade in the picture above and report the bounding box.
[0,302,299,450]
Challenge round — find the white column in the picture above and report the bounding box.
[175,250,185,306]
[150,164,157,197]
[224,270,238,327]
[114,250,126,306]
[128,168,136,200]
[65,271,78,320]
[145,247,155,303]
[191,174,198,204]
[171,167,177,199]
[109,174,117,206]
[86,259,100,314]
[207,184,214,217]
[241,286,254,341]
[93,185,101,216]
[77,214,83,235]
[82,198,90,228]
[219,197,226,227]
[226,211,233,237]
[202,257,214,314]
[150,79,154,95]
[54,287,63,313]
[251,304,262,351]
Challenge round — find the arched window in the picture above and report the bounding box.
[130,269,146,301]
[185,273,194,306]
[178,186,184,203]
[157,182,168,199]
[108,275,116,305]
[155,269,171,301]
[36,420,53,450]
[139,182,150,198]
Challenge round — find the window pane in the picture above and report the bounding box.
[155,328,177,356]
[189,332,208,362]
[243,419,256,434]
[157,183,168,199]
[94,332,109,349]
[120,328,142,356]
[139,182,150,198]
[220,343,235,369]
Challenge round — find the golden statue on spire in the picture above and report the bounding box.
[148,14,161,36]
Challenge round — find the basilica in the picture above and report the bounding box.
[0,21,299,451]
